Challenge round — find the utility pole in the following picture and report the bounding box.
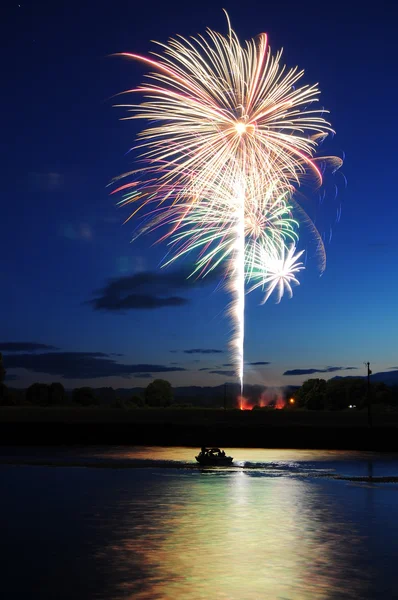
[365,362,372,427]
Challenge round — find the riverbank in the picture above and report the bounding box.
[1,407,397,450]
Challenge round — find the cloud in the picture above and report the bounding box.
[284,368,329,376]
[89,268,207,311]
[184,349,224,354]
[134,373,152,379]
[4,352,185,380]
[283,366,358,376]
[93,293,187,311]
[248,361,270,366]
[199,367,210,371]
[0,342,59,352]
[222,361,269,367]
[210,370,236,377]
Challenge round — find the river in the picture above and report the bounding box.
[2,447,398,599]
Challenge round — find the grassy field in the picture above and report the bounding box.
[0,405,396,426]
[0,406,397,450]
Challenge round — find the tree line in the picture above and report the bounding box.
[0,358,174,408]
[293,377,398,410]
[2,351,398,410]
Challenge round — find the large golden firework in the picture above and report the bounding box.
[112,14,340,390]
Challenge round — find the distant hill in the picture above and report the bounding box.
[368,370,398,386]
[330,370,398,386]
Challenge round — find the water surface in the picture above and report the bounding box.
[2,447,398,599]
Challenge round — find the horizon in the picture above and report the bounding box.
[3,344,395,391]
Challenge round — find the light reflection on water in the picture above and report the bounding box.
[73,447,376,600]
[2,447,398,599]
[91,446,379,465]
[104,470,368,600]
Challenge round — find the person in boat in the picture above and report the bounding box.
[209,448,221,456]
[201,446,208,456]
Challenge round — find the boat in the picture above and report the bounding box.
[195,447,233,466]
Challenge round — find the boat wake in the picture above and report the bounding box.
[1,455,398,483]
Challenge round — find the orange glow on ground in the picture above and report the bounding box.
[238,395,249,410]
[237,394,287,410]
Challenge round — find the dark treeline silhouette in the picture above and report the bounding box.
[3,360,398,449]
[0,353,6,405]
[0,378,176,409]
[0,343,397,411]
[294,377,397,411]
[1,374,398,411]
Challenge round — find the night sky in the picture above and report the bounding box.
[2,0,397,390]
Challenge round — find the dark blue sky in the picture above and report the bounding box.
[1,0,397,389]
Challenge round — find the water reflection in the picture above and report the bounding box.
[103,468,369,599]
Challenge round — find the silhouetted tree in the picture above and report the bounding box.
[1,387,24,406]
[73,387,98,406]
[111,397,124,409]
[295,377,384,410]
[145,379,173,407]
[25,382,65,407]
[26,383,51,406]
[49,382,65,405]
[111,397,138,409]
[390,386,398,406]
[0,383,9,405]
[344,378,368,408]
[0,353,8,404]
[373,382,392,406]
[324,378,353,410]
[296,378,327,410]
[131,394,144,407]
[97,387,117,405]
[0,353,5,384]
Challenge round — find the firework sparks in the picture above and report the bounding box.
[248,243,305,304]
[113,14,339,387]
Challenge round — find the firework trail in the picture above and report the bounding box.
[112,13,339,388]
[117,171,300,393]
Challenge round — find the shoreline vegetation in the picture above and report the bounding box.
[2,365,398,450]
[1,407,398,450]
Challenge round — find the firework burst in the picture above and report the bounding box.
[112,14,340,390]
[248,243,305,304]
